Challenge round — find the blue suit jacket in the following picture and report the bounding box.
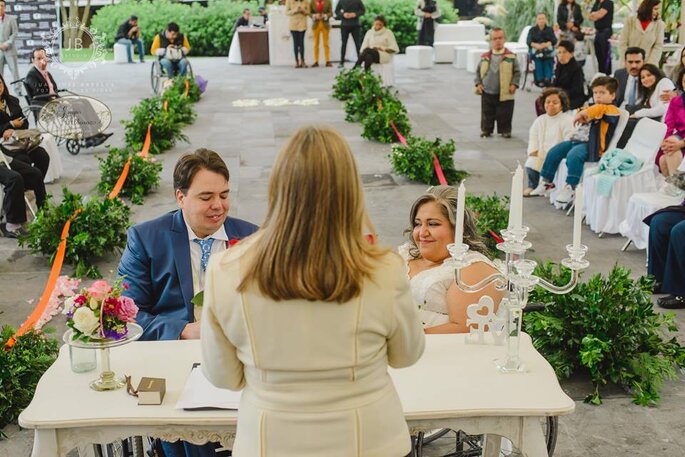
[117,210,258,341]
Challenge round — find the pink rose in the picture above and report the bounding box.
[117,296,138,322]
[87,280,112,300]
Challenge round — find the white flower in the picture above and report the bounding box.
[72,307,100,336]
[62,296,76,315]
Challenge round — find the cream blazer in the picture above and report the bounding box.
[619,16,665,65]
[360,27,400,64]
[201,236,425,457]
[286,0,311,32]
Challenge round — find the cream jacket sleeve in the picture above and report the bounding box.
[633,78,675,119]
[201,255,246,391]
[386,255,426,368]
[527,115,542,156]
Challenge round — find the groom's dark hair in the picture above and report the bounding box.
[174,148,230,194]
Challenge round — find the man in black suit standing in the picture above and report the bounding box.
[613,46,645,108]
[335,0,365,68]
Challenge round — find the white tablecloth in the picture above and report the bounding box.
[618,191,683,249]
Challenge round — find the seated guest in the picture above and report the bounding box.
[530,76,620,204]
[151,22,191,77]
[258,6,269,24]
[118,148,257,342]
[646,200,685,309]
[613,47,645,109]
[399,185,504,333]
[25,48,112,148]
[527,12,557,87]
[553,40,586,110]
[201,125,425,456]
[354,15,399,71]
[0,151,45,238]
[525,88,575,195]
[669,46,684,83]
[655,68,685,177]
[115,15,144,64]
[233,8,251,34]
[617,63,675,148]
[0,73,50,180]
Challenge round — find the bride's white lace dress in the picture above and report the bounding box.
[398,242,497,328]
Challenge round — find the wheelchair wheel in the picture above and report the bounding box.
[66,139,80,155]
[150,60,163,95]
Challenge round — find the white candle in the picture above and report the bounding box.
[573,184,584,248]
[455,181,466,246]
[508,165,523,229]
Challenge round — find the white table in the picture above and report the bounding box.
[20,334,574,457]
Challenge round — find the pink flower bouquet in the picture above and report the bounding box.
[64,278,139,342]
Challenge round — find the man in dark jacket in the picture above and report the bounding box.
[527,12,557,87]
[553,40,586,109]
[335,0,365,68]
[115,15,144,64]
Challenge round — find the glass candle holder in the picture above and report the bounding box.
[69,345,97,373]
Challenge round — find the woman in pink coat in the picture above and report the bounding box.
[656,68,685,176]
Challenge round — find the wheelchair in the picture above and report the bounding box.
[150,56,194,95]
[10,79,112,156]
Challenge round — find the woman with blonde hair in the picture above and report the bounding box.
[201,125,425,457]
[400,185,504,333]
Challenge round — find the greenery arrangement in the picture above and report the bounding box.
[123,96,189,155]
[20,189,131,279]
[465,193,509,254]
[361,95,412,143]
[0,327,59,439]
[332,67,365,102]
[360,0,458,52]
[97,147,163,205]
[173,76,202,104]
[390,136,466,184]
[342,71,389,123]
[525,264,685,406]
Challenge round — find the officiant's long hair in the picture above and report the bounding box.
[238,125,388,302]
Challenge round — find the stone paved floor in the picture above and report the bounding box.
[1,56,684,456]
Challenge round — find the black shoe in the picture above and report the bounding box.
[480,132,492,138]
[653,282,663,294]
[657,295,685,309]
[501,132,512,139]
[0,223,28,238]
[338,62,344,68]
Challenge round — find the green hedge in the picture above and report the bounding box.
[91,0,457,57]
[90,0,254,57]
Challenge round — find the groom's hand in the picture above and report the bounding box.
[180,322,201,340]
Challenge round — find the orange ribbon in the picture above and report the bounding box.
[163,99,168,112]
[184,79,190,97]
[5,209,82,350]
[108,156,132,200]
[139,124,152,159]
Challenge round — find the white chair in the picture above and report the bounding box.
[549,109,630,207]
[113,43,129,64]
[583,118,668,235]
[372,60,395,87]
[618,191,683,250]
[406,46,433,69]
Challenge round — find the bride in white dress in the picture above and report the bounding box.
[399,186,503,333]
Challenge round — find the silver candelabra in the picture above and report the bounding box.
[447,226,590,373]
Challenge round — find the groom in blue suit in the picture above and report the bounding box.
[118,149,256,456]
[118,148,258,341]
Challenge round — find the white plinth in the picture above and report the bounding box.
[113,43,128,64]
[454,44,487,69]
[373,60,395,86]
[434,41,461,63]
[466,48,484,73]
[406,45,433,69]
[435,23,486,42]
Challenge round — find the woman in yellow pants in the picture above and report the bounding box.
[310,0,332,67]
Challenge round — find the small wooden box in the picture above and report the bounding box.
[137,377,166,405]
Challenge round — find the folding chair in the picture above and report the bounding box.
[583,117,668,235]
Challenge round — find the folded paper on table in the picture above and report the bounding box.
[175,364,242,410]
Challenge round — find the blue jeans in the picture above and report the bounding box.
[526,167,540,189]
[648,211,685,296]
[540,141,588,186]
[160,57,188,77]
[530,50,554,84]
[161,440,226,457]
[117,38,144,63]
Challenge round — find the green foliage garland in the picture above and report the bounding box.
[361,95,412,143]
[390,136,467,184]
[123,96,189,155]
[525,264,685,406]
[464,193,509,254]
[97,147,163,205]
[0,327,59,439]
[20,189,132,279]
[332,67,365,102]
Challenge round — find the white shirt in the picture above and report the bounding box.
[633,77,676,119]
[622,75,640,108]
[183,214,229,295]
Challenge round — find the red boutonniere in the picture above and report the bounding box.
[228,239,240,247]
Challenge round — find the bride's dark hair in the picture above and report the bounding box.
[405,185,489,260]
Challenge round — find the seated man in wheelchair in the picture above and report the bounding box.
[24,47,112,148]
[151,22,191,77]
